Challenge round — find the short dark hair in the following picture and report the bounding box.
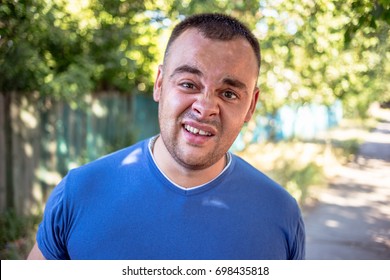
[164,13,261,72]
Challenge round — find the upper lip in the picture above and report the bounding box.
[182,120,217,136]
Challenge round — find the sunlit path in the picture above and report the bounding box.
[304,109,390,260]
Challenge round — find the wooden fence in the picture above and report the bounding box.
[0,92,159,215]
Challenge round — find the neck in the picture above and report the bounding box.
[151,136,227,188]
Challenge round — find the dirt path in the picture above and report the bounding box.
[304,110,390,259]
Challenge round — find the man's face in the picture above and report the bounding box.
[153,28,259,171]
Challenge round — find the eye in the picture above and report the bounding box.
[180,82,195,89]
[222,90,238,100]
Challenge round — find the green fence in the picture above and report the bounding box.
[0,92,159,215]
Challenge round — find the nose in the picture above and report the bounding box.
[192,93,219,119]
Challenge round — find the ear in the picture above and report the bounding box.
[244,87,260,123]
[153,65,164,102]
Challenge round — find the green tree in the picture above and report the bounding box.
[0,0,161,213]
[164,0,260,28]
[256,0,389,138]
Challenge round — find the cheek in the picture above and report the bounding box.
[225,119,245,136]
[160,91,194,117]
[220,105,248,129]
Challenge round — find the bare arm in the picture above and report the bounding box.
[27,242,46,260]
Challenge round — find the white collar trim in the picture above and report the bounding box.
[148,136,231,191]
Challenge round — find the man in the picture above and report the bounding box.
[28,13,305,260]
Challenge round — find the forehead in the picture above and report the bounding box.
[164,29,259,80]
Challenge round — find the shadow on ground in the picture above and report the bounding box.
[304,116,390,260]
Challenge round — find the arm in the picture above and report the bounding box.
[27,242,46,260]
[290,213,306,260]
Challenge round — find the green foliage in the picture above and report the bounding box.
[256,0,389,122]
[0,210,41,259]
[0,1,47,92]
[0,0,162,104]
[165,0,261,28]
[344,0,390,45]
[2,0,386,115]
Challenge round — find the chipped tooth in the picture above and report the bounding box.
[199,129,207,136]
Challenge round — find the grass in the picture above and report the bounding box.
[0,210,40,259]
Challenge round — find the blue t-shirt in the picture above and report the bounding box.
[37,137,305,259]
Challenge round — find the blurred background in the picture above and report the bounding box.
[0,0,389,259]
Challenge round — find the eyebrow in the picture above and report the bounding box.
[170,65,203,79]
[222,77,248,92]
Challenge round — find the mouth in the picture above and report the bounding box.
[183,124,213,136]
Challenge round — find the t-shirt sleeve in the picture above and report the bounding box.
[289,213,306,260]
[36,175,71,260]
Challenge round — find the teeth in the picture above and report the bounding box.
[184,124,212,136]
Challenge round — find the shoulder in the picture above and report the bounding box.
[229,153,283,190]
[229,154,300,212]
[81,138,148,169]
[61,138,151,195]
[71,138,149,176]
